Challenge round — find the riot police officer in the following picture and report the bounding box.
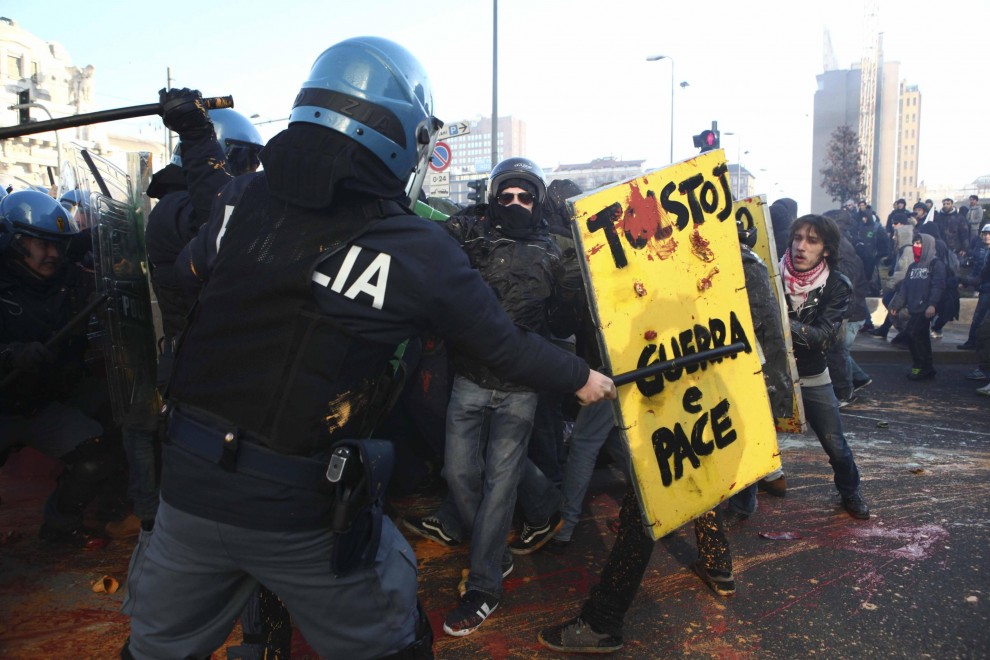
[0,190,119,548]
[121,36,615,659]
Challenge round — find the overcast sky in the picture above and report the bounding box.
[7,0,987,212]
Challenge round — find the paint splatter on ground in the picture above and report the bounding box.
[2,363,988,658]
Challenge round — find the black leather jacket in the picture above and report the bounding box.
[787,268,851,378]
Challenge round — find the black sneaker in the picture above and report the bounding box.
[842,494,871,520]
[691,561,735,597]
[443,590,499,637]
[837,394,858,409]
[958,342,977,351]
[852,377,873,393]
[509,512,563,555]
[906,368,936,381]
[539,617,623,654]
[402,516,460,547]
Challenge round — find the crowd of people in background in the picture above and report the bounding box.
[1,39,988,652]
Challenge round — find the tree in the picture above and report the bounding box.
[819,125,866,205]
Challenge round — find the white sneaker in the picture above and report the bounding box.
[977,383,990,397]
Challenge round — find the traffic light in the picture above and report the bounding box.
[467,178,487,205]
[17,89,30,124]
[692,129,720,153]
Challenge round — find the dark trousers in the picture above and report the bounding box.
[580,487,730,638]
[905,313,934,372]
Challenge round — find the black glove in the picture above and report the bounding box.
[159,87,213,138]
[4,342,55,373]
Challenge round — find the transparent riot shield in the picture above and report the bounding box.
[61,144,159,425]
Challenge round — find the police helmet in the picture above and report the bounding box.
[488,157,547,207]
[170,108,264,176]
[289,37,438,181]
[0,189,79,254]
[58,188,92,229]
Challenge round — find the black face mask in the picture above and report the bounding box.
[490,202,541,238]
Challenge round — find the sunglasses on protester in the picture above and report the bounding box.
[496,191,535,205]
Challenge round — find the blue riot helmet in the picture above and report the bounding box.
[288,37,439,181]
[59,188,92,229]
[488,157,547,207]
[170,108,264,176]
[0,189,79,257]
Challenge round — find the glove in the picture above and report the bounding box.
[159,87,213,138]
[4,342,55,373]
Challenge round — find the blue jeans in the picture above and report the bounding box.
[801,382,861,498]
[558,401,625,541]
[443,376,539,598]
[844,320,871,385]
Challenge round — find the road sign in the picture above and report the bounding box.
[427,171,450,198]
[436,121,471,140]
[429,141,451,172]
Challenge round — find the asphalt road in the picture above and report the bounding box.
[1,359,987,659]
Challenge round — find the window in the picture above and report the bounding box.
[7,54,23,78]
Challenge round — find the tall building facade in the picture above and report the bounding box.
[895,83,921,203]
[810,60,917,214]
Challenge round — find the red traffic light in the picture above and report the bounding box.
[693,128,720,153]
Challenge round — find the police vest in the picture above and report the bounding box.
[169,178,403,456]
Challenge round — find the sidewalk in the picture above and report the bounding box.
[851,296,978,365]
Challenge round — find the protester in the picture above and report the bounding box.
[888,233,946,380]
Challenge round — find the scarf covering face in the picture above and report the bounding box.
[780,247,830,312]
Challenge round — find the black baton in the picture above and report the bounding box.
[612,342,748,387]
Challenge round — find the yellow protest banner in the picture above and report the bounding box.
[570,150,779,540]
[736,195,806,433]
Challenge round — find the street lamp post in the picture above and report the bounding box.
[646,54,674,164]
[8,101,60,180]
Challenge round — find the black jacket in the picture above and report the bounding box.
[835,237,869,323]
[787,269,851,378]
[0,260,93,413]
[441,208,578,391]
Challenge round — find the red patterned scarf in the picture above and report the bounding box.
[780,247,829,311]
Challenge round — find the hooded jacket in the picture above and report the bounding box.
[769,198,797,260]
[890,233,946,315]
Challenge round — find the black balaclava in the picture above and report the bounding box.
[489,176,543,239]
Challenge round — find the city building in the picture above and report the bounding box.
[810,59,909,214]
[1,16,166,191]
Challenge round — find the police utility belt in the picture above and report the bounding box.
[164,402,395,575]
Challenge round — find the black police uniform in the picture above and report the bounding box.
[122,125,591,659]
[0,257,119,543]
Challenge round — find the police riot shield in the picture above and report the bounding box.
[61,144,159,425]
